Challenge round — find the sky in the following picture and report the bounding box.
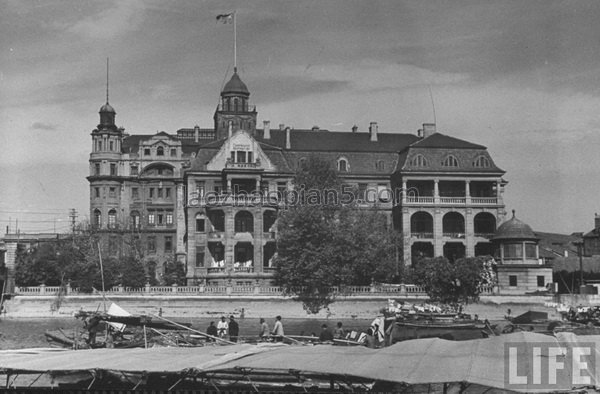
[2,0,600,234]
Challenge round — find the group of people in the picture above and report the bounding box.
[206,315,284,343]
[206,315,240,342]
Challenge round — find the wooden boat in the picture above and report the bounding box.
[386,319,491,345]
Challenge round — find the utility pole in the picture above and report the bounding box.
[69,209,78,234]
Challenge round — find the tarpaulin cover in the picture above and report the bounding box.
[0,332,596,392]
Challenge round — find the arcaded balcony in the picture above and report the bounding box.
[401,179,500,206]
[474,212,496,238]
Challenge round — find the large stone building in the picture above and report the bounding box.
[87,69,511,286]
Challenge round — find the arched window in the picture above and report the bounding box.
[108,209,117,229]
[410,211,434,236]
[337,157,349,172]
[410,155,428,167]
[375,160,385,171]
[130,210,140,230]
[93,209,102,228]
[234,98,239,112]
[298,157,306,169]
[235,211,254,233]
[473,156,491,168]
[442,155,459,167]
[442,212,465,236]
[157,146,164,156]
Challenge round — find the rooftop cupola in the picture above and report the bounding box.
[99,101,116,130]
[214,70,257,139]
[221,71,249,97]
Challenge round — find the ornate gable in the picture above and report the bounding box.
[206,130,275,171]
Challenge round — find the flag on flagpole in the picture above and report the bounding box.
[216,13,234,24]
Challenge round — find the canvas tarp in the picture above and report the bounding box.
[0,332,595,392]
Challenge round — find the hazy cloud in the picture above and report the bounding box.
[66,0,148,40]
[30,122,57,131]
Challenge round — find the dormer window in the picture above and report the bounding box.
[170,148,177,157]
[473,156,491,168]
[410,155,428,167]
[144,148,151,156]
[298,157,306,168]
[157,146,164,156]
[375,160,385,171]
[442,155,459,167]
[337,157,349,172]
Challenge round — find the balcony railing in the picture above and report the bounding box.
[412,232,434,239]
[443,232,466,238]
[403,196,499,205]
[13,283,499,296]
[439,197,466,204]
[406,196,435,204]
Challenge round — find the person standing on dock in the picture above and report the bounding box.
[228,316,239,342]
[272,315,284,342]
[217,316,228,338]
[206,321,218,342]
[259,318,269,341]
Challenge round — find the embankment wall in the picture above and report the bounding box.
[2,294,558,320]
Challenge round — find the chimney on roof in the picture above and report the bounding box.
[423,123,436,138]
[285,127,291,150]
[279,123,285,131]
[194,125,200,143]
[352,125,358,133]
[595,213,600,230]
[263,120,271,140]
[369,122,378,142]
[228,121,233,139]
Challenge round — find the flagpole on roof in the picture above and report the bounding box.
[233,11,237,72]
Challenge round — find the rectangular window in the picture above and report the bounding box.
[277,182,287,197]
[166,188,171,198]
[537,276,545,287]
[166,212,173,225]
[148,212,155,225]
[358,183,368,200]
[170,148,177,157]
[131,166,138,176]
[158,188,163,198]
[95,163,101,176]
[509,275,518,287]
[147,236,156,252]
[94,187,100,198]
[196,252,204,268]
[248,152,253,163]
[157,213,164,225]
[109,141,114,151]
[109,187,116,198]
[230,151,235,162]
[149,188,154,198]
[236,151,247,163]
[213,182,221,194]
[526,244,537,259]
[164,236,172,252]
[110,163,116,176]
[131,187,139,199]
[196,218,205,232]
[144,148,151,156]
[503,243,523,259]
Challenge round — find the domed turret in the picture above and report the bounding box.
[222,71,249,96]
[492,210,537,241]
[99,101,116,129]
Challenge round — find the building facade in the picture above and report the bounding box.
[88,70,509,286]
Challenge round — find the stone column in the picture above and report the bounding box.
[465,180,471,204]
[434,179,440,204]
[434,208,444,257]
[401,180,407,203]
[465,208,475,257]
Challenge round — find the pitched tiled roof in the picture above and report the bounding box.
[253,129,419,152]
[409,133,486,149]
